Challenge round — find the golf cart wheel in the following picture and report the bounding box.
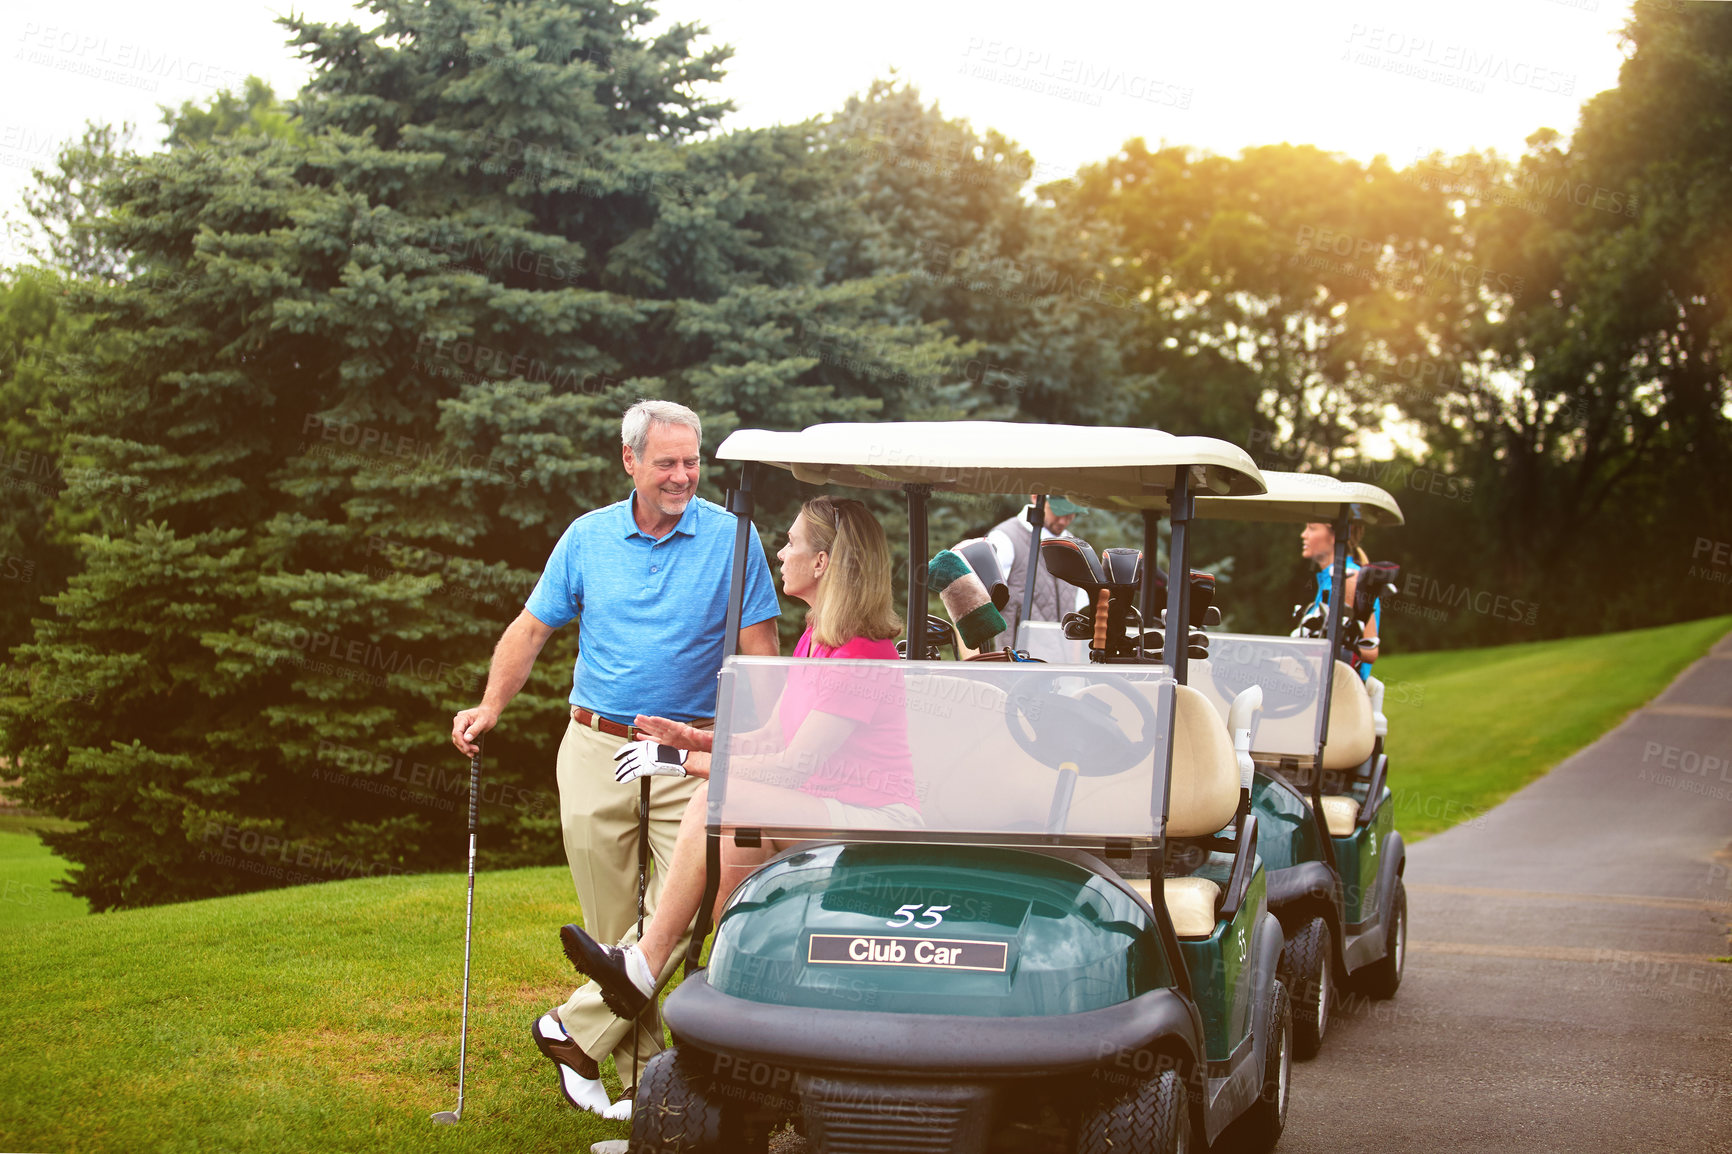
[628,1049,726,1154]
[1280,916,1333,1059]
[1357,877,1407,1000]
[1235,980,1292,1152]
[1075,1068,1189,1154]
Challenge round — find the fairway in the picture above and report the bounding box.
[1377,615,1732,837]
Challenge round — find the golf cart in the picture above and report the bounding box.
[631,422,1293,1153]
[1187,473,1408,1058]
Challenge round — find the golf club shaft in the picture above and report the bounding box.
[452,744,483,1119]
[631,775,650,1097]
[637,777,650,938]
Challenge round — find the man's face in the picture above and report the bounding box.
[1032,497,1075,534]
[624,422,700,520]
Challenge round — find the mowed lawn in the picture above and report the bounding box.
[0,865,634,1154]
[1,614,1727,1153]
[0,816,88,928]
[1376,614,1732,837]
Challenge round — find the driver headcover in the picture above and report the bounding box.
[928,550,1008,650]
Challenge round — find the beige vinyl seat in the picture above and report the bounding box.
[1320,795,1359,837]
[1321,661,1376,837]
[1322,660,1375,770]
[1113,685,1242,939]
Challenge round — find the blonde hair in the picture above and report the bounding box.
[800,496,903,647]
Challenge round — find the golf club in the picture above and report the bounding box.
[625,775,651,1117]
[431,737,484,1125]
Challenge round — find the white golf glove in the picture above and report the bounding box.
[612,739,688,783]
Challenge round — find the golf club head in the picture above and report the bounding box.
[430,1110,461,1125]
[1040,537,1107,589]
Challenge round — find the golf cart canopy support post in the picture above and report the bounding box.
[1314,505,1350,762]
[690,461,758,971]
[1165,468,1194,687]
[1140,508,1159,661]
[720,462,758,662]
[1019,495,1048,648]
[905,484,932,659]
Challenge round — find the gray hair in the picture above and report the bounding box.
[621,399,702,459]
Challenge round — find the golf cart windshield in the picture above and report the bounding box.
[708,657,1177,846]
[1192,634,1330,760]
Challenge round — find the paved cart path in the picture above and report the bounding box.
[1279,631,1732,1154]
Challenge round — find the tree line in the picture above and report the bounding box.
[0,0,1725,908]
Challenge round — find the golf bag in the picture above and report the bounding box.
[1294,561,1399,673]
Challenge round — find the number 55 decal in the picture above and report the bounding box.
[887,904,950,928]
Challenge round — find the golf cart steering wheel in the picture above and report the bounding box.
[1207,651,1316,721]
[1005,673,1161,776]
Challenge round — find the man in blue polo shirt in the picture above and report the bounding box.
[451,399,779,1118]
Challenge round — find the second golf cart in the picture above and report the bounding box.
[1190,472,1408,1057]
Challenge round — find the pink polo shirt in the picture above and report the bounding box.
[783,627,917,810]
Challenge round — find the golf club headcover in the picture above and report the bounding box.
[928,549,1007,650]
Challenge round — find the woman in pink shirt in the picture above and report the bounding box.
[560,496,914,1021]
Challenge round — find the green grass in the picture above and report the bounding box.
[0,865,636,1154]
[0,615,1725,1153]
[0,816,88,928]
[1376,614,1732,838]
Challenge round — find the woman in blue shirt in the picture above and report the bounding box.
[1300,521,1380,680]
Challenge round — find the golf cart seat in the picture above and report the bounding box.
[1320,795,1359,837]
[1159,684,1243,938]
[1318,663,1376,836]
[1085,683,1240,939]
[1322,660,1375,770]
[1155,876,1223,939]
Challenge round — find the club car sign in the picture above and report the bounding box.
[808,934,1010,973]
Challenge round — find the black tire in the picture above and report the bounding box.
[628,1049,724,1154]
[1280,916,1333,1059]
[1357,877,1406,1000]
[1076,1068,1190,1154]
[1234,980,1292,1153]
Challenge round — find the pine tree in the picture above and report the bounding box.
[2,0,955,909]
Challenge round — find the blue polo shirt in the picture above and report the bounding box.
[524,491,780,723]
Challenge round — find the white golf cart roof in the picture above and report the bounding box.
[1193,470,1404,527]
[716,421,1266,503]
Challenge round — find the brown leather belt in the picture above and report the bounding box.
[571,706,641,740]
[570,707,715,740]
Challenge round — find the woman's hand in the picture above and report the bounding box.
[634,714,714,753]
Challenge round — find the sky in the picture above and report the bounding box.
[0,0,1639,253]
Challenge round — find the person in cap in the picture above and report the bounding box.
[983,494,1092,649]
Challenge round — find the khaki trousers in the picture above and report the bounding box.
[554,717,703,1084]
